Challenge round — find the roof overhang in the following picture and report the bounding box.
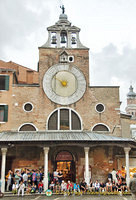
[0,131,136,149]
[0,131,135,144]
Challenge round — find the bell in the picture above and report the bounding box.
[51,35,57,44]
[61,35,66,43]
[71,36,76,44]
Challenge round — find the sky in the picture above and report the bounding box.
[1,0,136,111]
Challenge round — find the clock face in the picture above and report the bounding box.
[43,64,86,105]
[52,71,77,97]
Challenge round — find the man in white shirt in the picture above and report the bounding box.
[94,180,100,192]
[61,180,67,192]
[18,181,25,196]
[23,172,28,186]
[111,168,117,183]
[106,180,112,192]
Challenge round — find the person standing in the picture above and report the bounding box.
[111,168,117,183]
[32,170,37,186]
[129,173,136,200]
[15,170,22,185]
[58,170,63,185]
[53,169,58,184]
[36,170,41,188]
[27,169,32,185]
[23,170,28,187]
[6,170,12,191]
[18,181,25,197]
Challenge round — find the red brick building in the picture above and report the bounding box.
[0,8,136,192]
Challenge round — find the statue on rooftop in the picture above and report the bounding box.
[60,5,65,14]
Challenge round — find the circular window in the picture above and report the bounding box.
[69,56,73,62]
[68,56,74,62]
[96,103,105,113]
[23,102,33,112]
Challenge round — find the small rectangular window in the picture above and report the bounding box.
[0,105,8,122]
[0,75,9,90]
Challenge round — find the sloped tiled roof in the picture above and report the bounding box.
[0,60,39,84]
[0,131,134,143]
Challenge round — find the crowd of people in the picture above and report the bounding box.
[49,169,129,194]
[5,167,129,196]
[5,168,44,196]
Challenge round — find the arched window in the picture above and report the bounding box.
[92,123,109,132]
[48,108,81,130]
[19,123,37,131]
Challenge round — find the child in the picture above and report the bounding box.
[67,180,73,193]
[73,182,80,193]
[26,184,31,194]
[12,181,18,194]
[31,182,36,193]
[38,181,43,193]
[49,181,55,192]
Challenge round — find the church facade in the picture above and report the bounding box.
[0,9,136,192]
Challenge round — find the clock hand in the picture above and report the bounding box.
[55,77,67,87]
[55,77,62,82]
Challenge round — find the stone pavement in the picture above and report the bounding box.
[2,194,132,200]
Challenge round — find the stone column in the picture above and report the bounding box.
[124,147,131,186]
[43,147,49,192]
[56,32,60,48]
[67,32,71,48]
[84,147,90,185]
[1,148,7,193]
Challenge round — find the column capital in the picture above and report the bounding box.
[84,147,90,153]
[124,147,131,153]
[43,147,49,154]
[1,148,7,155]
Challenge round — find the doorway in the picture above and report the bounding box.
[55,151,76,182]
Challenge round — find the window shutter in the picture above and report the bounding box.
[5,76,9,90]
[4,105,8,122]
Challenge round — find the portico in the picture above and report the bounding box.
[0,131,135,192]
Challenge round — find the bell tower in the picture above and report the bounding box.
[38,6,89,106]
[42,5,87,49]
[126,85,136,118]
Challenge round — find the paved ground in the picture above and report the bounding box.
[2,194,132,200]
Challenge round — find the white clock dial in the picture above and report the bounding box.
[43,64,86,105]
[52,71,77,97]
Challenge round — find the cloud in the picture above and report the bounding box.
[0,0,51,58]
[91,43,136,111]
